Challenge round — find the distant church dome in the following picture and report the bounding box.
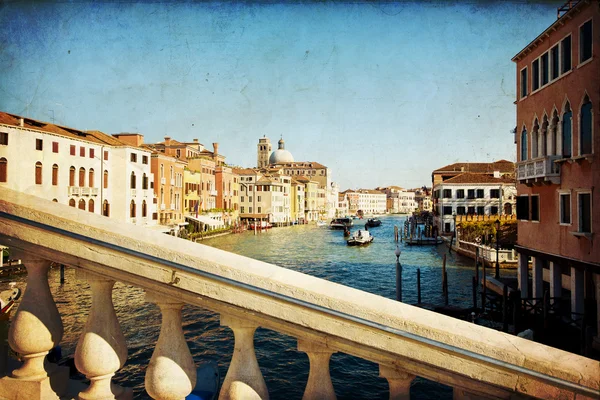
[269,138,294,164]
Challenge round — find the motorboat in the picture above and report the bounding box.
[365,218,381,228]
[186,361,220,400]
[0,283,21,315]
[316,220,327,227]
[346,229,373,246]
[248,221,272,230]
[330,218,353,230]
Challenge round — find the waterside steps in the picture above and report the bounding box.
[0,188,598,400]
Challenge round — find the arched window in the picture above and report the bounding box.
[78,199,86,210]
[35,162,42,185]
[160,164,164,178]
[130,200,136,218]
[170,188,174,205]
[580,96,592,155]
[531,119,539,158]
[69,166,76,186]
[551,111,559,156]
[52,164,59,186]
[541,116,548,157]
[130,172,136,189]
[52,198,58,202]
[79,167,86,187]
[170,166,174,180]
[562,102,572,158]
[160,188,164,204]
[103,170,108,189]
[89,168,94,188]
[520,127,528,161]
[0,158,7,183]
[102,200,110,217]
[142,173,148,190]
[88,198,94,213]
[69,199,76,207]
[142,200,147,217]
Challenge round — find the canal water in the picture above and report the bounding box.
[5,215,514,399]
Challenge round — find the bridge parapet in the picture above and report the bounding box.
[0,188,598,399]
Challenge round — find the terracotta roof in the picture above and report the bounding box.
[433,160,514,174]
[0,111,125,146]
[441,173,515,185]
[232,168,257,175]
[275,161,327,169]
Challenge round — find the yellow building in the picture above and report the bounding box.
[183,168,202,215]
[297,176,319,222]
[290,178,306,224]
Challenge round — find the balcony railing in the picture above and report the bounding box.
[160,203,166,210]
[68,186,81,196]
[90,187,99,196]
[517,155,561,184]
[131,189,137,197]
[81,187,91,196]
[161,177,166,185]
[0,188,597,400]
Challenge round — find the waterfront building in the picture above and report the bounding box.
[187,157,217,212]
[216,165,238,225]
[147,152,186,228]
[183,168,202,215]
[341,189,387,216]
[412,188,433,212]
[378,186,417,214]
[235,168,292,225]
[337,192,349,217]
[512,0,600,350]
[0,112,158,227]
[297,176,319,222]
[105,133,156,227]
[290,178,306,223]
[432,172,517,234]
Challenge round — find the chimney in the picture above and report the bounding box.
[213,142,219,159]
[164,136,171,145]
[193,138,198,143]
[19,118,24,127]
[493,170,500,178]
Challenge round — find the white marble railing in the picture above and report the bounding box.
[516,155,561,183]
[0,188,598,400]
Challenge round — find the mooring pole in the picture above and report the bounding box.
[395,246,402,302]
[475,247,479,286]
[417,268,421,304]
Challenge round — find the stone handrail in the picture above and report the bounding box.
[0,188,598,400]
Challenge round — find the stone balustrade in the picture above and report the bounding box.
[0,188,598,400]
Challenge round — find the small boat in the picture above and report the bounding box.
[186,361,220,400]
[330,218,353,230]
[0,283,21,315]
[316,220,327,227]
[365,218,381,228]
[346,229,374,246]
[248,221,272,230]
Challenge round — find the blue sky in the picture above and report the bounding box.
[0,1,561,189]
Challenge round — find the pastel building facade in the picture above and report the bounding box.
[512,0,599,349]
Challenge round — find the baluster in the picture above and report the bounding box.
[297,340,336,400]
[379,365,415,400]
[74,271,130,399]
[145,293,196,400]
[8,259,63,378]
[219,315,268,400]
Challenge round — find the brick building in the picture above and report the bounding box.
[512,0,599,351]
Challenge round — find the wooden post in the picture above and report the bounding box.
[512,290,521,334]
[60,264,65,284]
[417,268,421,304]
[502,284,509,332]
[442,254,447,294]
[482,257,487,313]
[395,259,402,302]
[394,225,398,242]
[472,276,477,309]
[444,271,449,306]
[475,247,479,285]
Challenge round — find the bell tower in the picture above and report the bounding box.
[257,136,272,168]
